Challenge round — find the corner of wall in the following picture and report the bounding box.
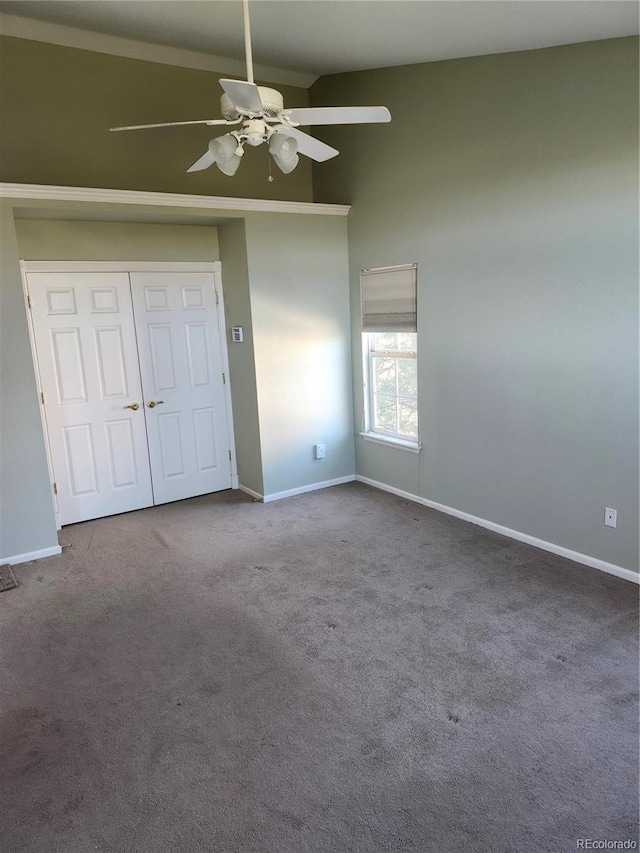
[218,218,265,498]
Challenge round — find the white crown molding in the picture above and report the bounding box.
[0,183,351,217]
[356,475,640,585]
[0,12,317,89]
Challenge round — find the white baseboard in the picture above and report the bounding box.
[239,484,265,502]
[355,475,639,585]
[263,475,356,504]
[0,544,62,567]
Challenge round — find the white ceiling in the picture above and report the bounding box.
[0,0,637,82]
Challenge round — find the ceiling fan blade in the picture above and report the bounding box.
[110,119,231,132]
[219,79,264,114]
[273,125,339,162]
[282,106,391,126]
[186,149,216,173]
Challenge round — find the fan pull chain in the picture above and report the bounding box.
[267,156,274,183]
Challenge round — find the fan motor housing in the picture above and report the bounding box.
[221,86,284,120]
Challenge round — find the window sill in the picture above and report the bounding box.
[359,432,421,454]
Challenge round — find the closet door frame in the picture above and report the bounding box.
[21,261,238,529]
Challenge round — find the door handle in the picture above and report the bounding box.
[123,402,140,411]
[147,400,165,408]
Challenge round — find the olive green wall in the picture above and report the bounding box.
[0,36,312,202]
[311,37,639,572]
[14,219,220,260]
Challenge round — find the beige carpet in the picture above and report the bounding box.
[1,483,638,852]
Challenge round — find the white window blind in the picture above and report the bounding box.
[361,264,417,332]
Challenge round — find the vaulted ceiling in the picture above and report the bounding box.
[1,0,637,84]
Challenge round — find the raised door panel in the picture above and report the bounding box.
[147,323,178,393]
[27,272,153,524]
[94,326,129,398]
[63,423,99,496]
[130,272,231,504]
[50,327,88,403]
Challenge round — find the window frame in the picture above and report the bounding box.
[360,263,420,453]
[361,331,421,453]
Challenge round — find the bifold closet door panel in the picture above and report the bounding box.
[129,272,232,505]
[27,272,154,525]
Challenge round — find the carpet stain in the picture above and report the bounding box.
[1,707,47,742]
[448,713,461,724]
[152,530,170,548]
[199,681,224,696]
[610,691,638,708]
[260,801,306,830]
[361,738,382,756]
[555,654,567,662]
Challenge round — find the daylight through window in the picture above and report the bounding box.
[368,332,418,440]
[361,264,418,446]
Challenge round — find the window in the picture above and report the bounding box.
[361,264,419,450]
[366,331,418,441]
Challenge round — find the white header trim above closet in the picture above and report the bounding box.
[22,262,222,274]
[1,184,351,217]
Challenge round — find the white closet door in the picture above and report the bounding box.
[130,272,232,505]
[27,272,154,525]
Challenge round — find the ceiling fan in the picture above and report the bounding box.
[109,0,391,176]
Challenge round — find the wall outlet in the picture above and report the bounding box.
[604,507,617,528]
[314,443,326,460]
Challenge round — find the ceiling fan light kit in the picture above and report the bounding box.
[269,133,299,174]
[211,135,244,176]
[109,0,391,178]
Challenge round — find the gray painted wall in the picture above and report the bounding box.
[245,213,355,496]
[0,202,60,560]
[311,38,639,572]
